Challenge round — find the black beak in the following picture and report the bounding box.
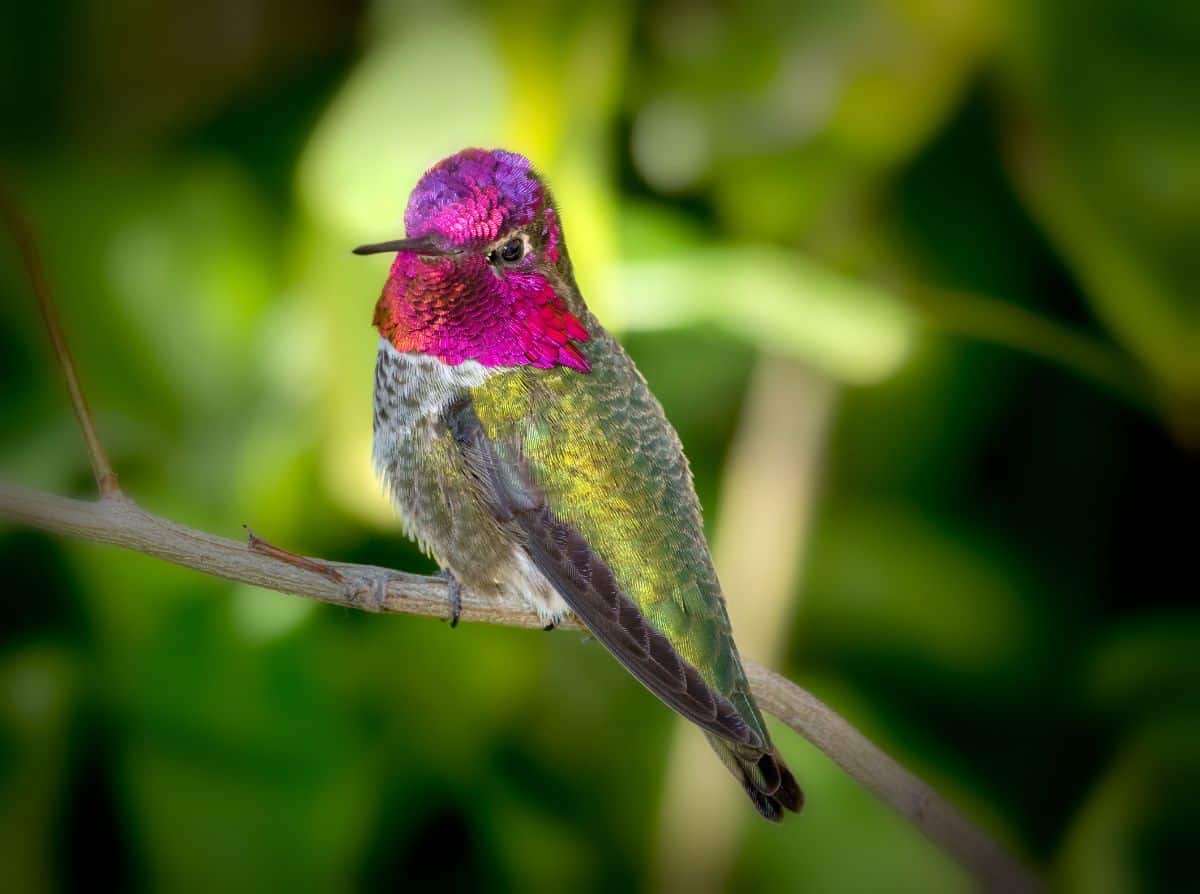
[352,236,452,257]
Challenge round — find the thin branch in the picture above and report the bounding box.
[0,182,120,497]
[746,662,1032,892]
[0,481,542,628]
[0,481,1038,890]
[0,189,1040,892]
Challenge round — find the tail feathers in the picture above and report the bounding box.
[707,735,804,822]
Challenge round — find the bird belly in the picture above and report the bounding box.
[371,339,570,625]
[498,547,571,627]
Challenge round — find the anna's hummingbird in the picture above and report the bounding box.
[357,148,801,821]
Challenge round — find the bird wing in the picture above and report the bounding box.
[446,333,767,749]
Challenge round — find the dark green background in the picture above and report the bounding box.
[2,1,1196,891]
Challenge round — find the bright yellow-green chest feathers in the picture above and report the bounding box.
[468,330,747,707]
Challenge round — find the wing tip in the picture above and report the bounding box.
[711,738,804,821]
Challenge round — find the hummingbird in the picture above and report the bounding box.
[356,148,802,821]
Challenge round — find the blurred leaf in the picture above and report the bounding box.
[605,240,915,383]
[632,0,993,243]
[486,785,600,890]
[1055,711,1200,894]
[31,161,276,412]
[298,8,509,236]
[1000,0,1200,440]
[909,285,1154,411]
[94,584,379,889]
[828,0,993,164]
[1083,612,1200,718]
[799,502,1035,682]
[230,585,318,643]
[0,645,77,894]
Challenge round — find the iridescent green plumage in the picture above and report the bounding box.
[368,148,800,819]
[469,329,762,734]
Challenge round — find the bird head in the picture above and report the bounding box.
[360,148,590,372]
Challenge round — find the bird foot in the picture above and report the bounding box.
[437,568,463,628]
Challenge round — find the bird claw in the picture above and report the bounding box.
[438,568,462,628]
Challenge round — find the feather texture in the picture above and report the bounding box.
[369,147,801,819]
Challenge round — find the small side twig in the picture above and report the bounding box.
[0,182,120,497]
[245,525,350,586]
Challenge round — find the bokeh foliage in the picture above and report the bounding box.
[1,0,1196,891]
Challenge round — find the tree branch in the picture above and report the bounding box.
[0,481,1036,890]
[0,185,1039,892]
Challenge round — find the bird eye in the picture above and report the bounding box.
[499,237,524,263]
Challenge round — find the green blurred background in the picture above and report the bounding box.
[1,0,1197,891]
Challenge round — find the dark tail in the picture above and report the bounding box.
[707,735,804,822]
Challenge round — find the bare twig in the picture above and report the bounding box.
[245,525,354,587]
[0,183,120,497]
[0,190,1041,892]
[0,481,541,628]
